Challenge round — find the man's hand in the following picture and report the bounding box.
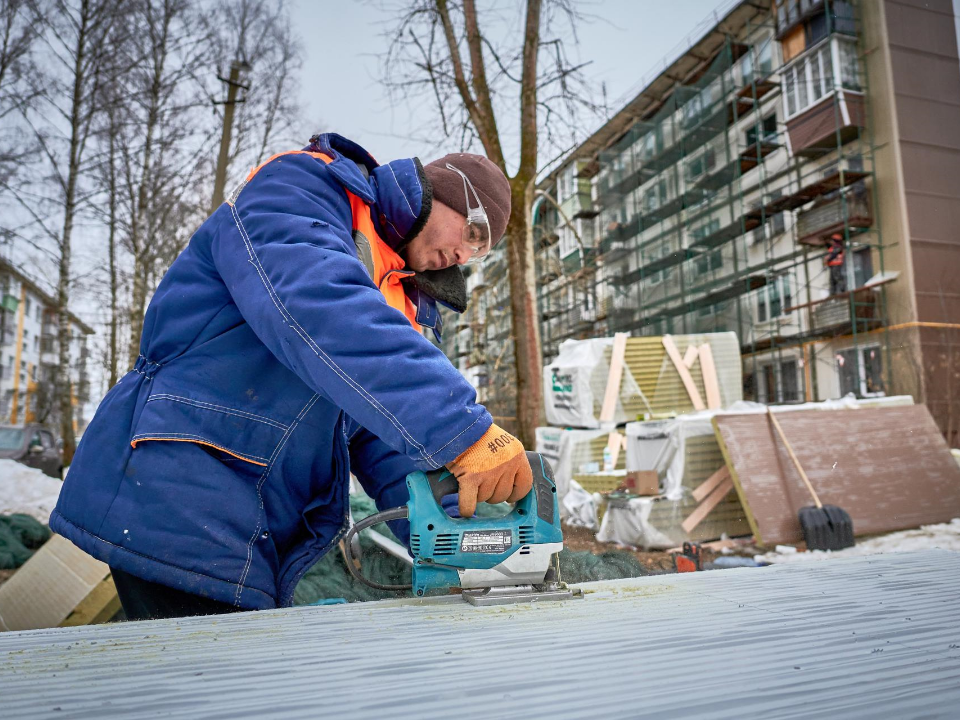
[446,424,534,517]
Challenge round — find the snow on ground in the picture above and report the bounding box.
[755,519,960,564]
[0,459,62,524]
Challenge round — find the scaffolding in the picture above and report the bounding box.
[524,0,890,408]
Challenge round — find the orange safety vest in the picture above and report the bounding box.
[243,151,421,330]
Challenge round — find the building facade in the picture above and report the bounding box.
[0,258,93,432]
[445,0,960,443]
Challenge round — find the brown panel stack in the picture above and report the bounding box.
[713,405,960,546]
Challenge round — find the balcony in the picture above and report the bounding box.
[607,296,637,331]
[608,266,644,289]
[573,306,598,329]
[561,248,598,276]
[560,182,598,221]
[787,92,865,156]
[796,188,871,246]
[537,257,562,286]
[598,234,632,263]
[775,0,827,39]
[811,289,880,336]
[744,159,868,223]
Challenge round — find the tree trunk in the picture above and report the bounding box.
[505,180,542,448]
[56,0,93,466]
[108,122,118,388]
[127,261,146,368]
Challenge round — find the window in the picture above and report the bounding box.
[782,39,851,119]
[757,276,793,321]
[759,359,800,403]
[837,38,860,90]
[24,298,31,315]
[696,249,723,276]
[685,148,716,182]
[837,345,885,397]
[781,360,799,402]
[853,247,873,288]
[557,164,575,203]
[745,115,778,146]
[643,179,667,214]
[35,305,41,321]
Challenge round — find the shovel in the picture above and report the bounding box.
[767,408,855,551]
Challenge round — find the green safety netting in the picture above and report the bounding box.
[0,514,52,570]
[293,494,647,605]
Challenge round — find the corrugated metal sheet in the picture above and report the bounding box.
[2,550,960,719]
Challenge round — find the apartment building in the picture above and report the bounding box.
[446,0,960,443]
[0,258,93,432]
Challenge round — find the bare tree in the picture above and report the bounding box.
[206,0,304,193]
[381,0,600,446]
[12,0,126,464]
[0,0,39,174]
[114,0,220,364]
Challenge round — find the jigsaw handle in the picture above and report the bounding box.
[424,451,555,512]
[426,468,460,505]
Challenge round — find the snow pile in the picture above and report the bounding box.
[0,459,62,524]
[755,519,960,564]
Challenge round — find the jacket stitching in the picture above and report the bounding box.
[146,394,290,431]
[385,163,416,218]
[130,433,270,463]
[229,204,436,468]
[235,393,320,605]
[424,412,488,462]
[52,512,276,606]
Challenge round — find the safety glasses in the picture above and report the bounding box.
[446,163,492,263]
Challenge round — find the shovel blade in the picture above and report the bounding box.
[799,504,855,551]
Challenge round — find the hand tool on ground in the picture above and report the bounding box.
[767,408,855,551]
[342,451,583,606]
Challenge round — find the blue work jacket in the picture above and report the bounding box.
[51,134,492,609]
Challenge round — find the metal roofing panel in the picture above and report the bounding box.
[2,549,959,719]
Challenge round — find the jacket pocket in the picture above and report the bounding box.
[131,393,289,467]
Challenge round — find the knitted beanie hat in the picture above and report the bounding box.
[423,153,511,245]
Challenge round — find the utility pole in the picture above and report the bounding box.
[210,60,251,214]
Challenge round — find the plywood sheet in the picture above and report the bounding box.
[0,535,116,631]
[713,405,960,546]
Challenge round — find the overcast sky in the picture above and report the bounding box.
[289,0,733,165]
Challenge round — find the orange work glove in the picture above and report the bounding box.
[447,424,534,517]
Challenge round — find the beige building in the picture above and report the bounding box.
[0,258,93,431]
[447,0,960,444]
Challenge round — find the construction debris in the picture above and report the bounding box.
[0,535,119,632]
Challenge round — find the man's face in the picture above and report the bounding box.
[404,201,472,272]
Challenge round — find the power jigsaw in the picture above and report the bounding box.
[343,451,582,606]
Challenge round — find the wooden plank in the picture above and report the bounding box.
[692,466,731,502]
[599,332,629,422]
[682,478,735,534]
[662,336,705,411]
[60,577,121,627]
[604,431,624,471]
[712,405,960,546]
[682,345,699,368]
[698,343,722,410]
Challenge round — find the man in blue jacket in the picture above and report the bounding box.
[52,133,533,620]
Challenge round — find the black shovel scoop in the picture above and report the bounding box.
[767,408,855,551]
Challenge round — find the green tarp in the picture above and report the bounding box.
[0,514,52,569]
